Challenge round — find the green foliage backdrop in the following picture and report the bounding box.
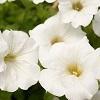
[0,0,56,32]
[0,0,100,100]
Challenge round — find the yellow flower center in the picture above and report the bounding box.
[4,54,16,62]
[72,2,83,11]
[67,64,82,77]
[51,36,63,45]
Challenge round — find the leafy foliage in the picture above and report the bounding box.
[0,0,56,32]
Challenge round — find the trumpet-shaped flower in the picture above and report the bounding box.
[39,37,99,100]
[58,0,100,28]
[0,30,40,92]
[29,14,86,67]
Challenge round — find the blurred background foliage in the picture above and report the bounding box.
[0,0,100,100]
[0,0,56,32]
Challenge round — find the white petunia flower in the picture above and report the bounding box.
[0,30,40,92]
[39,37,99,100]
[58,0,100,28]
[32,0,56,4]
[93,10,100,37]
[29,14,86,68]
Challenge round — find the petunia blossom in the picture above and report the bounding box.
[0,30,40,92]
[58,0,100,28]
[39,37,98,100]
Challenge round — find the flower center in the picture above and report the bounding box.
[51,36,63,45]
[4,54,16,62]
[67,64,82,77]
[72,2,83,11]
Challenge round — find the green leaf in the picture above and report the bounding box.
[11,89,25,100]
[44,92,60,100]
[0,90,12,100]
[27,84,45,100]
[59,96,68,100]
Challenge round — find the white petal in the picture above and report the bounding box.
[33,0,44,4]
[0,61,40,92]
[84,48,100,80]
[39,69,65,96]
[2,30,29,54]
[84,0,100,7]
[0,33,8,57]
[64,25,86,43]
[75,37,94,60]
[79,72,98,96]
[58,1,77,24]
[29,24,51,47]
[62,76,93,100]
[0,63,18,92]
[16,38,38,64]
[93,20,100,37]
[0,60,7,72]
[93,10,100,37]
[45,0,55,3]
[15,61,40,90]
[72,11,93,28]
[0,34,8,72]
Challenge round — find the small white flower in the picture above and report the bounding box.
[39,37,98,100]
[0,30,40,92]
[58,0,100,28]
[93,10,100,37]
[32,0,56,4]
[29,14,86,68]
